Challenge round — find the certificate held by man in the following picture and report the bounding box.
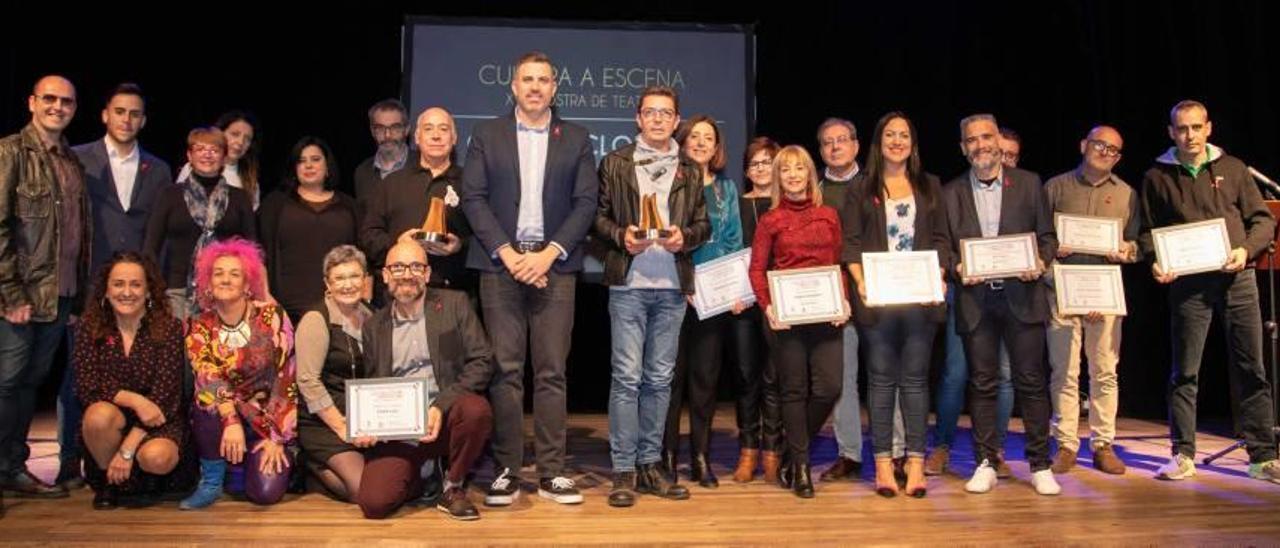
[767,265,847,326]
[1052,263,1127,316]
[1151,218,1232,276]
[1055,213,1121,256]
[346,377,429,441]
[693,248,755,320]
[862,250,945,306]
[960,232,1039,279]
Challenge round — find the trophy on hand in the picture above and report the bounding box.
[414,197,448,244]
[631,193,671,242]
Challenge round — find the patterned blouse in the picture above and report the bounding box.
[187,304,297,444]
[73,314,187,444]
[885,194,917,252]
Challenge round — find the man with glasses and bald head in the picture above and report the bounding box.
[1043,125,1137,477]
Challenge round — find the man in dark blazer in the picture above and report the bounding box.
[55,83,171,490]
[355,241,494,521]
[942,113,1059,496]
[459,51,598,507]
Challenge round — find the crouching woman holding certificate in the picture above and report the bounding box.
[748,145,850,499]
[842,113,948,499]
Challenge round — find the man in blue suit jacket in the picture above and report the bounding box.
[460,51,598,507]
[56,83,172,489]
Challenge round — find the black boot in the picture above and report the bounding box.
[636,463,690,500]
[777,451,793,489]
[690,453,719,488]
[793,462,814,499]
[660,449,679,483]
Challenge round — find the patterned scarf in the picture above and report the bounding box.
[182,176,230,315]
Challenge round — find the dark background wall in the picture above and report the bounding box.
[4,1,1278,421]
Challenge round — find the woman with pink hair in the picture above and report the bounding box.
[179,238,297,509]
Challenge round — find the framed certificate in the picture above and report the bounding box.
[345,377,428,441]
[1151,218,1232,276]
[960,232,1039,279]
[692,248,756,320]
[1053,263,1127,316]
[767,265,847,326]
[1056,213,1122,256]
[862,250,945,307]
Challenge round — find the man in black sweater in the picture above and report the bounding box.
[1142,99,1280,484]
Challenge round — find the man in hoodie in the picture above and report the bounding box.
[1141,100,1280,483]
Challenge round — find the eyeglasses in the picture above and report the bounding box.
[748,159,773,170]
[1087,139,1122,157]
[371,123,407,136]
[35,94,76,108]
[190,145,223,156]
[821,135,853,148]
[640,108,676,121]
[1001,150,1020,161]
[385,262,428,276]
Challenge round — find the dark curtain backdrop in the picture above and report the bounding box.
[4,1,1278,420]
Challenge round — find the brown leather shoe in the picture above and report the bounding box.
[923,446,950,476]
[995,450,1012,479]
[819,456,862,482]
[1092,444,1126,475]
[1051,447,1078,474]
[1,470,69,499]
[761,451,782,484]
[436,486,480,521]
[732,449,759,483]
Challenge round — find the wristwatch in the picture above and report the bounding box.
[119,448,135,461]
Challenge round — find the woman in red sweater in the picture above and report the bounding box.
[748,144,850,498]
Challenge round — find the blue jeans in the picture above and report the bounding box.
[831,323,863,461]
[608,288,686,472]
[0,298,71,477]
[935,284,1013,449]
[58,324,82,466]
[864,308,937,457]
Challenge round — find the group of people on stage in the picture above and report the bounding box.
[2,50,1279,522]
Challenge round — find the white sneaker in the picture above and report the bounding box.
[1247,460,1280,484]
[964,459,998,494]
[1031,469,1061,496]
[1155,454,1196,481]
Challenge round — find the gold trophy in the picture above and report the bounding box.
[415,197,448,244]
[631,193,671,241]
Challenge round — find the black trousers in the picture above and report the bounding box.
[1168,270,1277,463]
[961,289,1052,471]
[664,306,729,456]
[734,307,783,451]
[773,323,843,464]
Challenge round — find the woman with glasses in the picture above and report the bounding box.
[296,245,374,502]
[178,111,263,210]
[144,127,256,320]
[730,136,784,484]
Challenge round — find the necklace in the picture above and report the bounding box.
[217,305,252,350]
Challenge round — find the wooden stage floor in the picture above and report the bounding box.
[4,409,1280,546]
